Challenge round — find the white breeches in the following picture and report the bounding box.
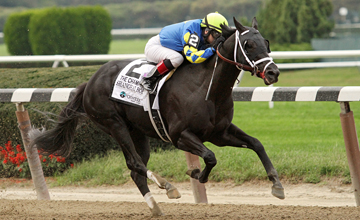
[145,35,184,68]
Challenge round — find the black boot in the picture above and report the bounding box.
[141,69,161,94]
[141,59,174,94]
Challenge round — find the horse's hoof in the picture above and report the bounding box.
[271,185,285,199]
[186,168,200,179]
[150,203,164,216]
[166,186,181,199]
[145,193,164,216]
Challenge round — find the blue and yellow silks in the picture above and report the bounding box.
[159,19,215,64]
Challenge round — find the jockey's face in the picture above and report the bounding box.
[205,30,215,44]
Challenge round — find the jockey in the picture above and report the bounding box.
[141,12,229,93]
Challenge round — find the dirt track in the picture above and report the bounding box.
[1,180,360,219]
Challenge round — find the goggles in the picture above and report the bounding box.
[210,29,222,39]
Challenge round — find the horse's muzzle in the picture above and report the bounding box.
[264,68,280,85]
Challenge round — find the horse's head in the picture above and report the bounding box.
[219,17,279,85]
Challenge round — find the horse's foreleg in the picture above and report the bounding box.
[253,145,284,199]
[128,131,163,216]
[108,119,175,216]
[177,130,217,184]
[210,123,285,199]
[129,128,180,200]
[131,170,180,216]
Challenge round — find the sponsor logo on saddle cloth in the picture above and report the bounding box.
[110,59,173,111]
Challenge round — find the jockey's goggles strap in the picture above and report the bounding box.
[211,30,221,39]
[204,16,209,29]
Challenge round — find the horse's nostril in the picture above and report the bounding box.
[267,71,275,77]
[265,69,280,84]
[267,69,280,77]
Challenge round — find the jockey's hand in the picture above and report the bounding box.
[212,36,225,50]
[200,44,212,50]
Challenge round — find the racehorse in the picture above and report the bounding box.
[30,17,284,216]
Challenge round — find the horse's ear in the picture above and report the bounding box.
[220,24,236,39]
[233,17,248,33]
[252,17,258,30]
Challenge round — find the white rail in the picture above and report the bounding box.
[277,61,360,69]
[0,50,359,68]
[271,50,360,59]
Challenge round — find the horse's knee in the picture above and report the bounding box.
[126,160,136,173]
[131,170,146,181]
[249,137,265,152]
[203,150,217,167]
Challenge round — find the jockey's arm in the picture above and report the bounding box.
[183,32,215,64]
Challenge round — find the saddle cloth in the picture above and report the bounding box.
[110,59,172,111]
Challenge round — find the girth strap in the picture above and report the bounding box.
[147,94,172,143]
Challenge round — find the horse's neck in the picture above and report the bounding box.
[209,35,241,100]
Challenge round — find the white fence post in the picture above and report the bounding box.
[339,102,360,206]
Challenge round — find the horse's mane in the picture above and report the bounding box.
[221,24,236,40]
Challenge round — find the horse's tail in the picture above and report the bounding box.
[29,83,87,157]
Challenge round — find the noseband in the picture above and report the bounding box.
[216,30,274,80]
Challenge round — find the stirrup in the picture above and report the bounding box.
[149,81,160,94]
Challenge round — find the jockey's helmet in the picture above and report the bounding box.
[201,12,228,34]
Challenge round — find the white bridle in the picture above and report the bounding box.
[234,30,274,76]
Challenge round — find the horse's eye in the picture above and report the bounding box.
[244,41,252,49]
[243,41,250,54]
[265,39,271,53]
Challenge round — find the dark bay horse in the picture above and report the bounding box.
[30,17,284,215]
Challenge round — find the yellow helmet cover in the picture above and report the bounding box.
[201,12,228,33]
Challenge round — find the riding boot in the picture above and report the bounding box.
[141,59,174,94]
[142,70,162,94]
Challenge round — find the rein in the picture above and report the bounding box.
[216,47,255,72]
[216,45,265,79]
[205,54,218,101]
